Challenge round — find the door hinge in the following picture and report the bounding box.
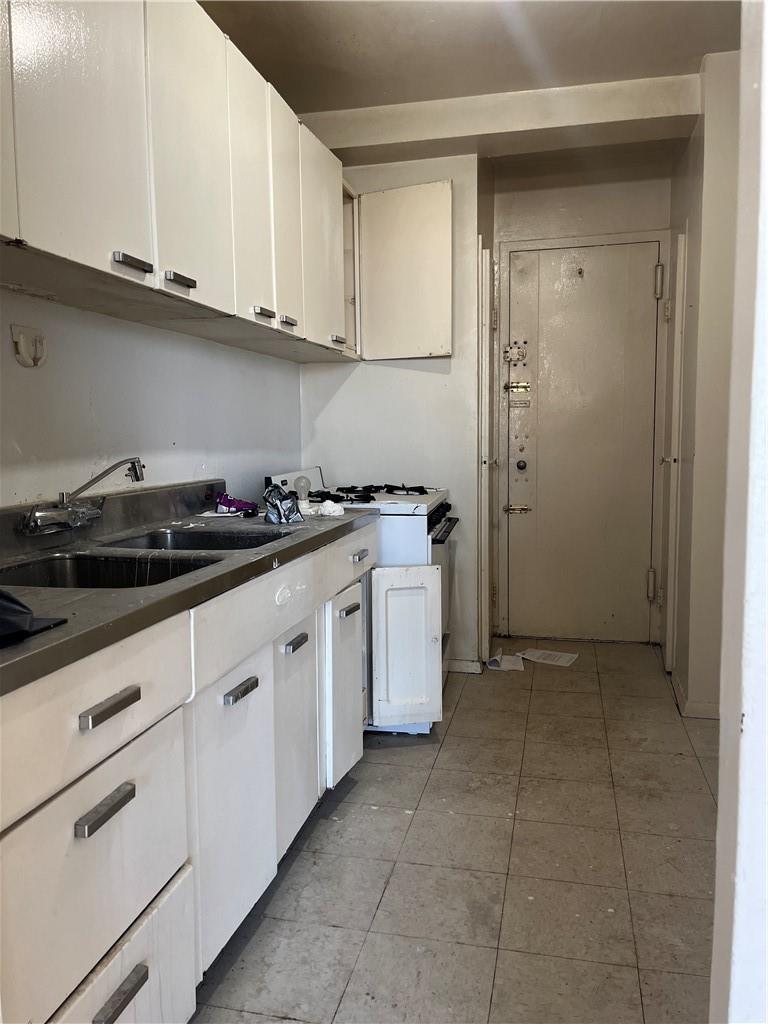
[663,299,672,321]
[654,263,664,300]
[492,308,498,330]
[646,568,657,602]
[503,505,532,514]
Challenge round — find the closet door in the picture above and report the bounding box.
[146,0,235,313]
[0,2,18,240]
[10,0,152,278]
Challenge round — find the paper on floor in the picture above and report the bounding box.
[520,648,579,667]
[487,648,525,671]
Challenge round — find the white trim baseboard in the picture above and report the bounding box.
[672,671,720,720]
[445,659,482,674]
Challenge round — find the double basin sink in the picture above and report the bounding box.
[0,525,291,589]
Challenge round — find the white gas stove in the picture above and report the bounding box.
[265,467,458,735]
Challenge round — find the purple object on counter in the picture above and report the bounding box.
[215,491,260,514]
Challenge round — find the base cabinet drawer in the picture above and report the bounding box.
[50,864,196,1024]
[187,644,277,976]
[274,612,319,859]
[0,710,187,1024]
[0,612,192,831]
[321,523,378,598]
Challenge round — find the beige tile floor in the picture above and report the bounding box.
[194,641,718,1024]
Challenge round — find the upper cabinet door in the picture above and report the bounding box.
[9,1,152,277]
[358,180,452,360]
[300,125,345,349]
[226,41,274,324]
[268,86,304,338]
[146,0,234,313]
[0,2,18,240]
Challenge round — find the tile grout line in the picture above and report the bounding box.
[597,649,648,1024]
[486,662,533,1024]
[330,672,468,1024]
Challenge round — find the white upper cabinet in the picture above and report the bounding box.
[226,40,275,324]
[268,85,304,338]
[358,179,453,359]
[146,0,235,313]
[0,2,18,240]
[300,124,345,349]
[9,1,153,277]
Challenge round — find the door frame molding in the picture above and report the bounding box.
[492,229,671,642]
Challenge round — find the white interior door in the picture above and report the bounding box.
[478,240,492,662]
[502,242,659,641]
[371,566,442,726]
[358,180,452,360]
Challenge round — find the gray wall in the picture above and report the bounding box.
[0,293,302,505]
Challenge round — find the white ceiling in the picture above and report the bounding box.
[203,0,740,114]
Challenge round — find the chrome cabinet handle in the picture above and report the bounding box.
[74,781,135,839]
[253,305,276,319]
[223,675,259,706]
[93,963,149,1024]
[351,548,369,564]
[281,631,308,655]
[279,314,298,327]
[79,685,141,731]
[111,251,153,274]
[339,602,361,619]
[164,269,197,289]
[330,334,346,345]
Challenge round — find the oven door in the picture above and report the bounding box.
[430,516,458,640]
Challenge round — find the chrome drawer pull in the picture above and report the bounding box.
[93,962,149,1024]
[329,334,346,345]
[351,548,369,564]
[74,781,135,839]
[253,305,276,319]
[164,269,197,289]
[339,602,361,619]
[79,685,141,731]
[223,675,259,706]
[111,251,153,274]
[281,631,308,655]
[279,314,298,327]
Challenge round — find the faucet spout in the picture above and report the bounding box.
[64,457,146,503]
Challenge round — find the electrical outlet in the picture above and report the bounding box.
[11,324,47,368]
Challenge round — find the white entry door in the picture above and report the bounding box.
[498,241,659,641]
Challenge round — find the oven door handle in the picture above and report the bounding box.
[430,516,459,544]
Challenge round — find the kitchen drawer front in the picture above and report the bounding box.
[0,710,187,1024]
[50,864,196,1024]
[193,552,321,693]
[0,611,191,832]
[322,523,379,597]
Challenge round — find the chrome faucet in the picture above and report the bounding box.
[22,457,146,535]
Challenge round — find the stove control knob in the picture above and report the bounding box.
[516,459,528,471]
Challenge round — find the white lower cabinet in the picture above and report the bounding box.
[371,565,443,727]
[50,864,196,1024]
[186,644,277,976]
[0,709,187,1024]
[274,612,319,859]
[325,581,365,788]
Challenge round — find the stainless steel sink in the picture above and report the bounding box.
[109,528,290,551]
[0,552,221,588]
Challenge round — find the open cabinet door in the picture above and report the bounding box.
[371,566,442,726]
[358,180,452,360]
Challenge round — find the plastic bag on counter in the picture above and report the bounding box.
[263,484,304,524]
